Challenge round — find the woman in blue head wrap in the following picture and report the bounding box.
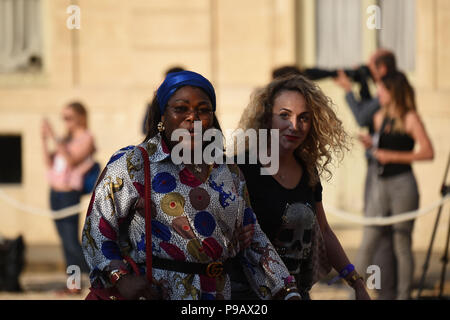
[82,71,300,300]
[144,71,221,155]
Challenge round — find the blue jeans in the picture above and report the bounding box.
[50,190,89,273]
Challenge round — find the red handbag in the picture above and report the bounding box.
[85,146,153,300]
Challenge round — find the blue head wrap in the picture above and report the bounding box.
[156,71,216,114]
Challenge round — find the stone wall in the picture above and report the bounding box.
[0,0,448,255]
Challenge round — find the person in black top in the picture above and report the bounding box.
[355,71,434,300]
[231,74,371,300]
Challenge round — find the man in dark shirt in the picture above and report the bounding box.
[334,49,397,134]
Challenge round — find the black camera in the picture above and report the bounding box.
[339,65,372,82]
[274,64,375,101]
[326,65,373,101]
[303,65,371,81]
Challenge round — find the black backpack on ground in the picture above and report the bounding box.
[0,235,25,292]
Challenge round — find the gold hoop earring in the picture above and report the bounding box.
[157,121,165,132]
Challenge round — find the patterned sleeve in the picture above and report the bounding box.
[81,147,140,287]
[237,169,296,300]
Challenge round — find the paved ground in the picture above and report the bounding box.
[0,270,447,300]
[0,245,449,300]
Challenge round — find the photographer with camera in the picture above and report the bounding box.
[335,49,397,134]
[334,49,398,299]
[272,65,372,103]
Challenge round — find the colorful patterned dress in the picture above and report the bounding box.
[82,133,294,300]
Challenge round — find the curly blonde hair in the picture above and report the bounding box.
[237,74,349,186]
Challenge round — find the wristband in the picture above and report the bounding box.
[284,292,301,300]
[327,264,355,285]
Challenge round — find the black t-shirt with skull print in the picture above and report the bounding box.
[238,161,322,239]
[238,159,322,291]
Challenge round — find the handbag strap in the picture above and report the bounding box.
[137,146,152,283]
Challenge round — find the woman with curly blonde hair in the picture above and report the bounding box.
[230,74,370,300]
